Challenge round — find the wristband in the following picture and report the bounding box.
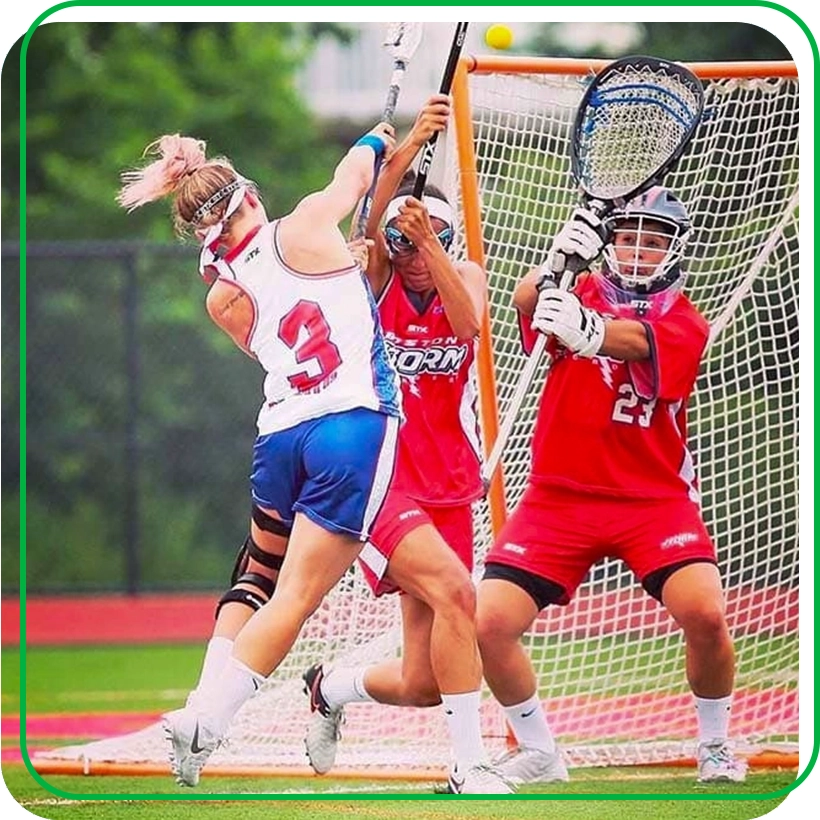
[355,134,386,158]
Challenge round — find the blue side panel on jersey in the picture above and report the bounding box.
[361,271,402,418]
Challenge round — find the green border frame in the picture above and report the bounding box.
[16,1,817,804]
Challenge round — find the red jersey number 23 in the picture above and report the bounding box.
[612,384,657,428]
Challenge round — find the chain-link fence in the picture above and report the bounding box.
[3,241,267,594]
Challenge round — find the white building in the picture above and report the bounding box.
[298,22,639,121]
[299,22,530,122]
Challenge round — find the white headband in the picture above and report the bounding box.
[384,195,454,227]
[199,183,248,249]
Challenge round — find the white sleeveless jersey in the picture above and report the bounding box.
[202,221,401,434]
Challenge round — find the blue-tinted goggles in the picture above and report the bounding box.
[384,225,454,255]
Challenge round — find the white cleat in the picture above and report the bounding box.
[303,664,344,775]
[493,745,570,784]
[697,740,748,783]
[444,762,516,794]
[162,707,222,787]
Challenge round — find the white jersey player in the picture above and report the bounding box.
[118,124,400,787]
[199,219,400,437]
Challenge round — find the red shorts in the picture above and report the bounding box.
[358,488,474,597]
[484,483,715,604]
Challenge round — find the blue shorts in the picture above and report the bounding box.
[250,408,399,540]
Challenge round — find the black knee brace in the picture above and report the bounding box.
[217,530,286,618]
[215,572,276,617]
[251,504,292,538]
[229,531,286,586]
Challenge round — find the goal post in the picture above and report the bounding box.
[34,55,799,779]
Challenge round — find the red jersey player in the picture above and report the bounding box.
[302,96,513,795]
[477,188,747,785]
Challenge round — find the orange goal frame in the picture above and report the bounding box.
[29,56,799,782]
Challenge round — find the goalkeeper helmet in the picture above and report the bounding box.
[601,187,691,296]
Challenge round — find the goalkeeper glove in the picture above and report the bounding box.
[532,289,606,358]
[546,207,610,276]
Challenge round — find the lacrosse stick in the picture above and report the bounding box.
[482,55,705,488]
[412,22,469,199]
[352,22,423,239]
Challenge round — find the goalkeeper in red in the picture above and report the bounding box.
[478,188,748,785]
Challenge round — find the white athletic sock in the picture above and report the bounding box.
[194,637,234,694]
[695,694,733,743]
[503,694,556,754]
[320,666,375,710]
[203,655,266,738]
[441,690,488,771]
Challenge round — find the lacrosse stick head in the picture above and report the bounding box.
[383,22,423,63]
[571,55,704,207]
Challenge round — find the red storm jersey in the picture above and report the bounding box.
[377,272,483,506]
[519,273,709,500]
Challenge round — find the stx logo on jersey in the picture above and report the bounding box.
[660,532,700,549]
[244,247,261,263]
[501,542,527,556]
[385,339,469,376]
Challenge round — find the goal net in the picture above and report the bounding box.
[36,56,799,777]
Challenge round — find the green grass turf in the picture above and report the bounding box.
[3,644,203,714]
[0,764,800,819]
[3,630,798,716]
[2,641,803,814]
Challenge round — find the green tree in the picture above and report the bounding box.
[2,22,365,592]
[3,21,353,242]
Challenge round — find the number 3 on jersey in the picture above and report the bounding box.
[278,299,343,392]
[612,383,657,428]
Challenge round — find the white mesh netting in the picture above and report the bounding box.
[37,60,798,775]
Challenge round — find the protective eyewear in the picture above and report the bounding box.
[385,225,454,255]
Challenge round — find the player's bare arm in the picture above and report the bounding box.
[418,247,484,340]
[512,266,543,316]
[365,95,450,238]
[598,320,650,360]
[362,96,451,297]
[206,280,256,358]
[518,265,649,361]
[280,123,396,272]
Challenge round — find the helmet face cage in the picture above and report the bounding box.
[601,187,691,294]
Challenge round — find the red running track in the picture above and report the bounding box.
[1,584,798,647]
[2,593,217,647]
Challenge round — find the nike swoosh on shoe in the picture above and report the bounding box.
[190,722,206,754]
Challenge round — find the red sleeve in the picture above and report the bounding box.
[517,309,539,356]
[628,298,709,401]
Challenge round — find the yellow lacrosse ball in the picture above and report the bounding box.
[485,24,513,50]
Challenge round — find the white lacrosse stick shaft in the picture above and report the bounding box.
[481,269,573,488]
[353,23,423,238]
